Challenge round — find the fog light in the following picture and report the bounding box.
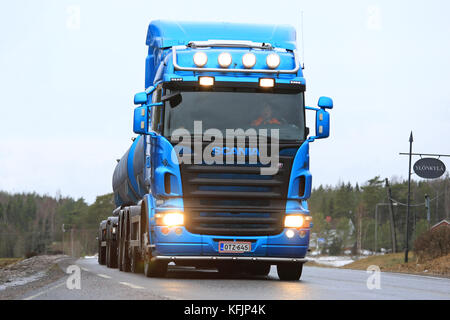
[199,76,214,86]
[175,227,183,235]
[299,230,307,238]
[161,227,169,235]
[242,52,256,68]
[193,51,208,67]
[218,52,232,68]
[266,53,280,69]
[286,229,295,238]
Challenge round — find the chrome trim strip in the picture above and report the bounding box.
[172,46,300,75]
[153,255,307,263]
[188,40,273,50]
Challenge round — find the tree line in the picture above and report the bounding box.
[0,192,115,258]
[308,175,450,255]
[0,174,449,258]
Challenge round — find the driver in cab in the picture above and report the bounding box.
[251,103,281,126]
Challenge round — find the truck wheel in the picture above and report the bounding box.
[120,231,131,272]
[110,241,118,268]
[130,247,144,273]
[106,240,111,267]
[144,251,167,277]
[98,241,106,265]
[276,263,303,281]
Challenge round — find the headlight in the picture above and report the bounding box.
[284,214,312,228]
[242,52,256,68]
[266,53,280,69]
[218,52,232,68]
[156,212,184,227]
[193,51,208,67]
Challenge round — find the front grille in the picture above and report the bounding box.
[180,156,294,236]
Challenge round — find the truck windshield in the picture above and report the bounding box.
[163,89,305,141]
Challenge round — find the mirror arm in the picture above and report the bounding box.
[145,80,163,94]
[305,106,320,111]
[148,102,163,107]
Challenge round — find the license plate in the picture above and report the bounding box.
[218,241,251,253]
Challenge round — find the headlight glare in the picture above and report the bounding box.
[266,53,280,69]
[218,52,232,68]
[284,215,305,228]
[193,51,208,67]
[242,52,256,68]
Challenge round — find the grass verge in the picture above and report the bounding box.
[0,258,23,268]
[342,253,450,277]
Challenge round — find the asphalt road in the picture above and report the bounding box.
[20,257,450,300]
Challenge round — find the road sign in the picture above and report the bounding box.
[413,158,446,179]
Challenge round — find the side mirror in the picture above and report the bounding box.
[134,92,147,105]
[318,96,333,109]
[162,92,182,108]
[315,108,330,139]
[133,105,149,134]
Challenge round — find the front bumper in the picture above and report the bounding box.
[151,226,310,259]
[152,255,307,264]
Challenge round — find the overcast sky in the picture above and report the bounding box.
[1,0,449,204]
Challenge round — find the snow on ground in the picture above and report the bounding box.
[84,254,98,259]
[307,256,355,267]
[0,271,47,291]
[0,255,66,291]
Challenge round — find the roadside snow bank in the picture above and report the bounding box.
[0,255,66,291]
[307,256,355,267]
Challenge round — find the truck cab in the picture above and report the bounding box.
[111,20,333,280]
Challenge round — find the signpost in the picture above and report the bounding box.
[399,133,449,263]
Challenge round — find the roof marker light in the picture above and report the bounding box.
[193,51,208,67]
[199,76,214,86]
[242,52,256,68]
[266,53,280,69]
[218,52,232,68]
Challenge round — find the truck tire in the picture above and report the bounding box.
[98,241,106,265]
[144,251,167,277]
[276,263,303,281]
[109,241,118,268]
[119,219,131,272]
[130,247,143,273]
[106,239,111,267]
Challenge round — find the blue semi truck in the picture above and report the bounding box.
[98,20,333,281]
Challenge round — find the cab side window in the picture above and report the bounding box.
[151,86,163,133]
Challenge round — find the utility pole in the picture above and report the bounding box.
[385,178,398,253]
[62,224,65,255]
[71,227,74,257]
[405,132,413,263]
[425,194,431,230]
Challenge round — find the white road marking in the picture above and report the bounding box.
[81,267,89,272]
[97,274,112,279]
[119,281,145,289]
[23,282,65,300]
